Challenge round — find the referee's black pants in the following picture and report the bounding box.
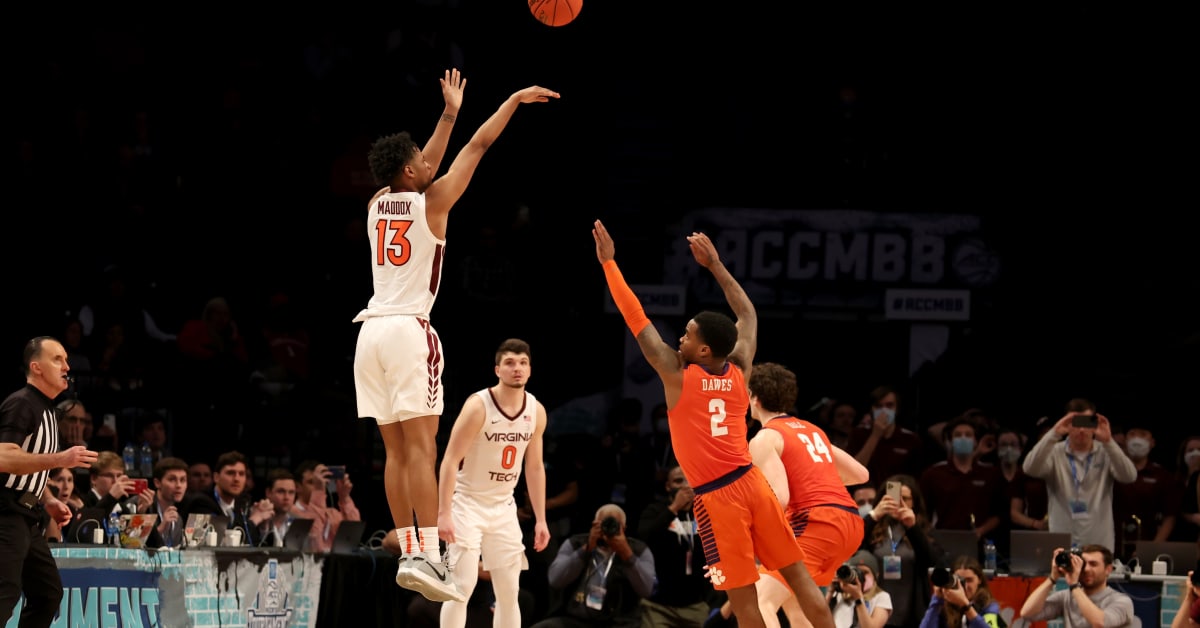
[0,511,63,628]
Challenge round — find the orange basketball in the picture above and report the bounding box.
[529,0,582,27]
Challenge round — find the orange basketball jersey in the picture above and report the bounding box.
[669,362,753,489]
[763,416,857,511]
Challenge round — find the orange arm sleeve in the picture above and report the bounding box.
[602,260,651,336]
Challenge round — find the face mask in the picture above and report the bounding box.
[878,407,896,425]
[1185,449,1200,466]
[655,418,670,433]
[997,446,1021,463]
[858,503,874,517]
[861,574,875,593]
[1125,437,1151,459]
[951,437,975,456]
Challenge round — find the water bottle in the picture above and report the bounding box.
[107,512,122,547]
[984,538,997,572]
[122,442,137,476]
[139,442,154,478]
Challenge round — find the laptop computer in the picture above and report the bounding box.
[282,518,314,551]
[182,513,230,547]
[117,514,158,549]
[331,521,366,554]
[930,529,980,564]
[1133,541,1200,576]
[1009,530,1072,576]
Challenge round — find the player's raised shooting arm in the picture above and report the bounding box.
[421,68,465,177]
[689,232,758,371]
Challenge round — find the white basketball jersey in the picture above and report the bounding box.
[456,389,538,504]
[352,191,445,321]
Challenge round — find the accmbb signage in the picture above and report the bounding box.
[664,208,1000,315]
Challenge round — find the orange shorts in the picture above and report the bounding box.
[693,466,805,590]
[788,505,864,587]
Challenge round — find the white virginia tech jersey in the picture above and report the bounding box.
[352,191,445,321]
[455,389,537,504]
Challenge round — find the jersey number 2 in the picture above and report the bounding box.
[708,399,729,437]
[375,219,413,266]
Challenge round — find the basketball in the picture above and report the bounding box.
[529,0,582,27]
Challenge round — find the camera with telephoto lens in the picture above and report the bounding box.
[1055,547,1083,573]
[930,567,961,589]
[600,516,621,536]
[828,564,858,594]
[834,564,859,586]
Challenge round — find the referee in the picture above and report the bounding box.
[1,336,97,628]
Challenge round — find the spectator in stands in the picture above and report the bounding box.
[825,400,859,452]
[862,474,937,628]
[192,450,273,546]
[1021,398,1136,549]
[637,465,712,627]
[145,456,193,548]
[258,468,300,548]
[80,451,135,512]
[849,385,925,484]
[188,461,213,496]
[849,483,878,518]
[1170,435,1200,544]
[1114,425,1181,558]
[136,411,172,464]
[291,460,361,553]
[919,415,1006,545]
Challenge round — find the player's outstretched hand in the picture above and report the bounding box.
[593,220,615,264]
[687,232,720,269]
[515,86,560,104]
[440,68,466,111]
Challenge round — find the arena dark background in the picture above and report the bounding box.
[2,5,1195,529]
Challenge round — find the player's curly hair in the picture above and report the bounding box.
[368,132,420,186]
[747,362,797,414]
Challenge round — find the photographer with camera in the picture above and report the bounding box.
[919,557,1001,628]
[1170,568,1199,628]
[533,504,655,627]
[825,550,892,628]
[1019,544,1134,627]
[637,465,713,627]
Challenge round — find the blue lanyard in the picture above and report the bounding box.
[1066,447,1094,497]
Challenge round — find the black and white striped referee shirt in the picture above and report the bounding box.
[0,383,60,498]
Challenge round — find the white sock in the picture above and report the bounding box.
[418,526,441,563]
[397,526,417,556]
